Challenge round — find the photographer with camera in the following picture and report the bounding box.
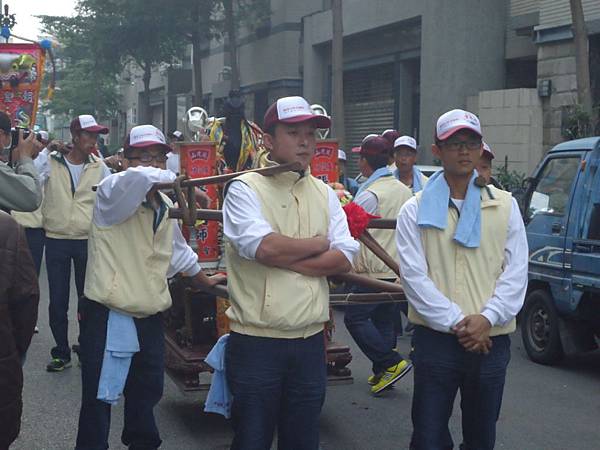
[12,130,52,276]
[0,112,43,213]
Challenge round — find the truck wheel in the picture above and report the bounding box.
[521,289,564,365]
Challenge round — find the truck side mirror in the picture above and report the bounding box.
[519,177,537,222]
[522,176,535,191]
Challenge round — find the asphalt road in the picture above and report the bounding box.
[12,265,600,449]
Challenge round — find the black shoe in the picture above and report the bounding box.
[46,358,72,372]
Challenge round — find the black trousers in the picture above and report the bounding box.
[410,326,511,450]
[225,330,327,450]
[75,298,164,450]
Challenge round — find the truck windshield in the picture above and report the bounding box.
[526,156,580,220]
[584,162,600,240]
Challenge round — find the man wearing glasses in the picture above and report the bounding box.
[396,109,528,449]
[75,124,224,450]
[41,114,112,372]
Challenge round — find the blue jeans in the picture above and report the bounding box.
[410,326,511,450]
[225,331,327,450]
[45,238,88,361]
[24,227,45,275]
[344,284,403,374]
[75,298,164,450]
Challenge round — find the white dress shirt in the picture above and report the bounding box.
[223,179,359,263]
[353,190,379,215]
[93,166,201,278]
[33,149,49,186]
[166,152,180,175]
[396,196,528,332]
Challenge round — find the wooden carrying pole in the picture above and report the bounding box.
[367,218,396,229]
[191,273,405,305]
[357,230,400,276]
[92,161,303,191]
[168,210,398,231]
[154,161,303,190]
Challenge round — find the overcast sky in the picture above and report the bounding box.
[7,0,76,39]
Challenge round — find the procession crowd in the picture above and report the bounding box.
[0,93,528,450]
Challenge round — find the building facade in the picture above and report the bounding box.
[117,0,600,176]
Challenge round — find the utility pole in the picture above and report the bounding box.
[569,0,595,123]
[191,1,203,106]
[224,0,240,90]
[331,0,345,148]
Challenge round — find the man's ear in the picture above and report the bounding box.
[431,143,442,160]
[263,132,274,151]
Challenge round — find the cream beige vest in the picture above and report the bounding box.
[408,186,515,336]
[84,194,175,318]
[354,176,412,279]
[43,152,105,239]
[225,170,330,339]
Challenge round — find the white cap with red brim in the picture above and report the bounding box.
[126,125,171,152]
[263,96,331,130]
[394,135,417,150]
[70,114,109,135]
[436,109,482,141]
[482,141,495,159]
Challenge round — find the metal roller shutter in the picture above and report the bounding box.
[344,63,395,177]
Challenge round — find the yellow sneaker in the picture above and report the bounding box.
[371,360,413,395]
[367,374,382,386]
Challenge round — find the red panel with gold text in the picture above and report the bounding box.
[179,142,220,265]
[311,139,339,184]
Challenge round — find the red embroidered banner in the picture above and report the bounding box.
[0,43,45,128]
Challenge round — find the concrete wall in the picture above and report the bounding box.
[537,40,576,152]
[271,0,323,25]
[303,0,509,163]
[236,31,302,87]
[418,0,508,163]
[117,0,514,144]
[468,88,543,176]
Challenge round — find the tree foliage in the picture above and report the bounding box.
[561,103,600,139]
[38,14,120,117]
[40,0,186,121]
[39,0,271,121]
[494,165,526,193]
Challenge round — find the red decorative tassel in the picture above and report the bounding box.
[342,202,380,239]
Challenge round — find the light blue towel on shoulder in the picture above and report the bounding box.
[355,166,392,197]
[97,310,140,405]
[393,166,425,193]
[204,334,232,418]
[412,166,425,193]
[417,170,482,248]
